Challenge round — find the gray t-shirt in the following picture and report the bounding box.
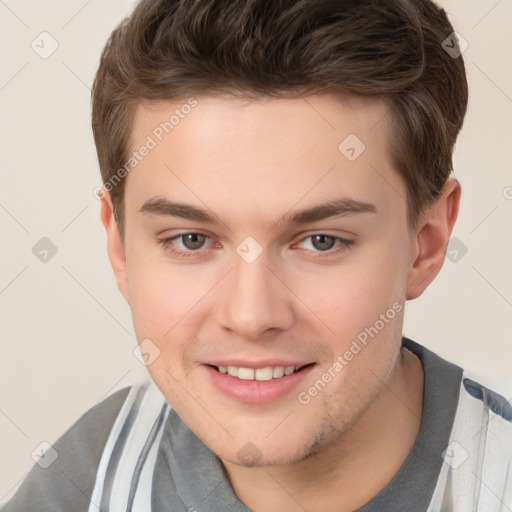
[3,337,510,511]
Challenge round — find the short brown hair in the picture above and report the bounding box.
[91,0,468,237]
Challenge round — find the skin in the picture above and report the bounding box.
[100,91,460,512]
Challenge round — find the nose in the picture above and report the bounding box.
[216,252,295,340]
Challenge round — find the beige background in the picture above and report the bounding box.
[1,0,511,501]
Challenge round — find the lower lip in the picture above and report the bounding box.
[202,364,316,404]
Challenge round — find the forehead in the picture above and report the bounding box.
[125,92,405,228]
[132,91,390,147]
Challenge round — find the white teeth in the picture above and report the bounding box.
[272,366,285,378]
[255,367,273,381]
[217,364,299,381]
[238,367,255,380]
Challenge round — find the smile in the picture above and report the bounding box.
[204,363,316,404]
[214,364,310,381]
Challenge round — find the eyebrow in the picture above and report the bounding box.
[139,197,377,225]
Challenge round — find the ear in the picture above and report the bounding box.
[406,178,461,300]
[99,189,130,303]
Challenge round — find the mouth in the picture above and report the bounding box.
[203,362,317,404]
[207,363,315,381]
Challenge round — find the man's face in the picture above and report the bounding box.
[117,92,414,466]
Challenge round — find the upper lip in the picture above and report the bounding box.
[205,360,314,369]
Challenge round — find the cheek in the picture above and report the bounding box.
[126,250,215,346]
[293,241,407,339]
[126,251,180,335]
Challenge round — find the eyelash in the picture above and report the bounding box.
[157,232,354,260]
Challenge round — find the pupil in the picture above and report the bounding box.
[313,235,335,251]
[184,233,205,250]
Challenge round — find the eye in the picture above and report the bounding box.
[295,234,354,258]
[174,233,207,250]
[158,232,211,259]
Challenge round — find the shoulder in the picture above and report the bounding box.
[1,385,132,512]
[430,371,512,509]
[445,367,512,448]
[410,352,512,511]
[461,374,512,422]
[455,370,512,456]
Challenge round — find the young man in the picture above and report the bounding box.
[3,0,511,511]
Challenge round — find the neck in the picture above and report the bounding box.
[221,346,425,512]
